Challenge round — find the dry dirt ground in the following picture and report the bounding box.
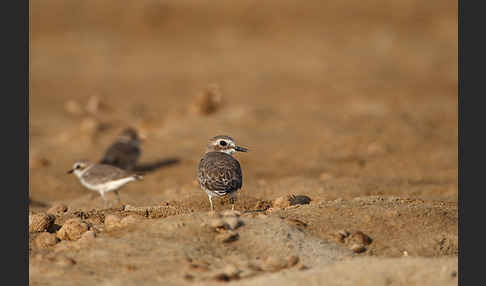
[29,0,458,285]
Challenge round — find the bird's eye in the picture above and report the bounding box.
[75,165,81,169]
[219,140,227,146]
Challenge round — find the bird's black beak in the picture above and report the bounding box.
[235,146,248,152]
[67,169,74,174]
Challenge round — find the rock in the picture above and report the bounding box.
[350,231,372,245]
[86,95,106,115]
[213,265,241,281]
[333,230,350,243]
[216,231,239,243]
[35,232,58,248]
[47,203,68,215]
[222,264,240,278]
[210,218,227,232]
[254,200,272,211]
[29,213,55,233]
[104,214,122,231]
[190,83,223,115]
[286,255,300,267]
[289,195,312,206]
[273,194,312,209]
[223,216,243,230]
[350,244,367,253]
[263,256,287,272]
[56,218,89,241]
[272,195,293,209]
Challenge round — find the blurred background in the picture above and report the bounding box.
[29,0,457,208]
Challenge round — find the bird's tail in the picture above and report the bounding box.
[133,173,144,181]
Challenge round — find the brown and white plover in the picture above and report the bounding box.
[67,160,143,206]
[100,127,141,171]
[197,135,248,212]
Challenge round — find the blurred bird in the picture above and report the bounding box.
[100,127,141,171]
[197,135,248,212]
[67,160,143,206]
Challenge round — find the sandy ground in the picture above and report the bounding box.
[29,0,458,285]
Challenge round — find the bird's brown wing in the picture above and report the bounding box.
[197,152,242,196]
[100,142,140,170]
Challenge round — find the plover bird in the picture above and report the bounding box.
[67,160,143,206]
[197,135,248,212]
[100,127,141,171]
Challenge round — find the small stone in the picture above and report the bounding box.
[222,264,240,278]
[289,195,312,206]
[29,213,55,233]
[104,214,122,231]
[216,231,239,243]
[333,230,350,243]
[350,231,372,245]
[254,200,272,211]
[190,83,223,115]
[286,255,300,267]
[86,95,106,115]
[224,216,243,230]
[263,256,287,272]
[209,218,227,231]
[350,244,366,253]
[34,232,58,248]
[272,195,293,209]
[56,218,89,241]
[47,203,68,215]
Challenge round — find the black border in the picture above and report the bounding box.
[3,0,29,284]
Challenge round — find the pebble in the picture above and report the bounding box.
[350,231,372,245]
[216,231,239,243]
[47,203,68,215]
[190,83,223,115]
[29,213,55,233]
[104,214,122,231]
[286,255,300,267]
[56,218,89,241]
[350,244,367,253]
[224,216,243,230]
[263,256,287,272]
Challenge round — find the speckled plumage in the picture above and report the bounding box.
[197,152,243,197]
[100,128,141,170]
[197,135,248,211]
